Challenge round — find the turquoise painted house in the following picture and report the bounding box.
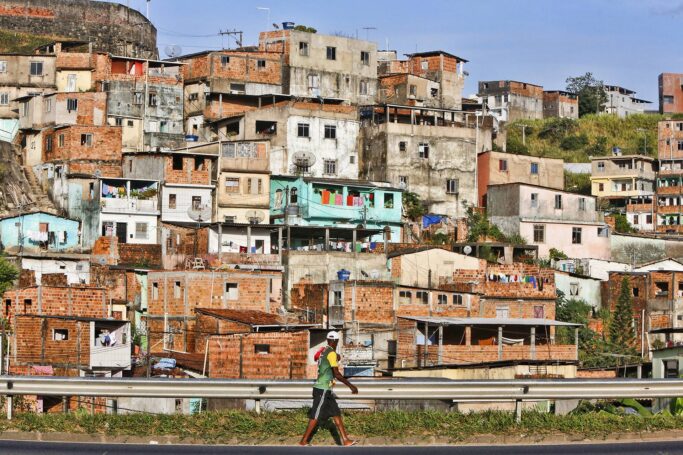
[270,177,403,242]
[0,211,80,253]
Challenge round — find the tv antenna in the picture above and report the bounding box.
[219,29,243,49]
[361,26,376,41]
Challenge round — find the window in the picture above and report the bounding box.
[554,194,563,209]
[45,135,53,152]
[299,42,309,56]
[297,123,310,138]
[194,157,204,171]
[0,93,7,106]
[656,282,669,297]
[192,196,202,210]
[324,124,336,139]
[360,51,370,65]
[254,344,270,354]
[257,59,266,69]
[172,155,183,170]
[597,226,609,237]
[409,85,417,97]
[421,60,428,70]
[350,155,355,164]
[255,120,277,134]
[174,281,181,298]
[290,188,298,204]
[598,183,604,191]
[188,93,198,101]
[326,46,336,60]
[80,133,93,146]
[431,87,439,98]
[597,161,605,172]
[647,214,653,224]
[416,291,429,304]
[224,178,240,193]
[499,159,508,171]
[66,98,78,111]
[578,197,586,211]
[399,176,408,188]
[399,141,406,152]
[446,179,459,194]
[437,294,448,305]
[135,222,148,240]
[533,305,545,319]
[569,282,579,296]
[533,224,545,243]
[246,177,263,195]
[29,61,43,76]
[52,329,69,341]
[152,282,159,300]
[665,359,679,379]
[0,61,6,73]
[359,80,368,95]
[44,97,52,112]
[148,93,157,107]
[633,214,639,225]
[115,117,123,127]
[530,193,538,208]
[453,294,463,305]
[496,307,509,319]
[324,159,337,175]
[133,92,143,105]
[168,194,176,209]
[56,133,63,147]
[21,102,28,117]
[225,283,238,300]
[632,287,639,297]
[399,291,412,304]
[220,55,230,66]
[418,143,429,158]
[572,227,582,244]
[530,163,539,174]
[127,120,134,127]
[230,83,245,93]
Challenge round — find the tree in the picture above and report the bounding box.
[609,277,636,348]
[566,72,608,117]
[0,255,18,295]
[402,192,426,221]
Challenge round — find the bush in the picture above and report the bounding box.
[560,134,589,151]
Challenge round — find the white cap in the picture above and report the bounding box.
[326,331,340,340]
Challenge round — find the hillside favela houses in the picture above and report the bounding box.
[0,0,680,422]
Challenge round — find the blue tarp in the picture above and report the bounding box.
[422,214,444,228]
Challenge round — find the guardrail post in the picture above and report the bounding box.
[255,399,261,415]
[6,396,12,420]
[515,399,522,423]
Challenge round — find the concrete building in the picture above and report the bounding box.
[389,247,484,289]
[100,56,185,152]
[378,50,468,110]
[15,253,90,286]
[123,144,218,224]
[0,211,80,253]
[258,29,377,105]
[659,73,683,114]
[213,100,360,179]
[217,140,270,224]
[590,154,656,202]
[554,271,602,310]
[270,176,403,242]
[656,120,683,233]
[478,80,544,123]
[543,91,578,119]
[360,104,491,217]
[0,53,56,119]
[487,183,611,259]
[603,85,651,118]
[477,151,565,207]
[98,177,160,245]
[35,41,110,93]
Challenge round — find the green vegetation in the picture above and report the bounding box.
[0,30,57,54]
[0,255,18,295]
[506,114,667,163]
[402,192,426,220]
[609,277,637,348]
[564,171,591,195]
[565,72,608,117]
[293,25,317,33]
[611,212,636,234]
[4,409,683,443]
[465,206,505,243]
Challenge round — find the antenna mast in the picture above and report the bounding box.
[219,29,244,49]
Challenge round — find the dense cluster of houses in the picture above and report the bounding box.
[3,13,683,415]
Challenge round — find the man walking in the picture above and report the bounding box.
[300,331,358,446]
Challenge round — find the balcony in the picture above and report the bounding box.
[657,186,683,196]
[100,179,159,214]
[220,142,269,172]
[657,205,683,215]
[89,320,131,369]
[626,203,653,212]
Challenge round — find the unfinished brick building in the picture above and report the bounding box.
[478,80,544,123]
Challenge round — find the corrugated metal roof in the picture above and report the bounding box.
[399,316,581,327]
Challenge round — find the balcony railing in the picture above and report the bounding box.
[90,344,131,369]
[101,198,158,214]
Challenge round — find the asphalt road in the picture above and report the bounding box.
[1,440,683,454]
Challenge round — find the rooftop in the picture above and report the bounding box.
[195,308,284,326]
[404,50,468,63]
[399,316,581,327]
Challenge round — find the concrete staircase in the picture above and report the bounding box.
[21,166,55,210]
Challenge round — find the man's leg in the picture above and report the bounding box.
[332,415,355,446]
[299,418,318,446]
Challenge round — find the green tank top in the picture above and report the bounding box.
[314,346,336,390]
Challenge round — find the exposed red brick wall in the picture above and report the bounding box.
[13,316,91,368]
[194,312,252,354]
[2,285,107,320]
[118,243,161,267]
[41,273,68,287]
[44,125,122,162]
[343,281,394,325]
[164,155,213,185]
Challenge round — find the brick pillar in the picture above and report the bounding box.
[465,326,471,346]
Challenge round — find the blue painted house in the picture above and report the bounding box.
[270,177,403,242]
[0,211,81,253]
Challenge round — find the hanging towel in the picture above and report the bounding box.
[347,195,354,206]
[335,194,343,205]
[321,190,331,204]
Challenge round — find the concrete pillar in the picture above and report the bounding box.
[246,225,252,253]
[324,228,330,251]
[465,326,471,346]
[217,223,223,256]
[498,326,503,361]
[277,227,283,264]
[352,229,357,254]
[424,322,429,367]
[574,327,579,359]
[438,325,443,365]
[530,327,536,360]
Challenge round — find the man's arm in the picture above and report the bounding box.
[332,367,358,394]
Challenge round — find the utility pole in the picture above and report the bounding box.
[219,30,243,49]
[146,326,151,378]
[519,124,528,146]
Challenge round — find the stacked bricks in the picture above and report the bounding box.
[343,281,395,325]
[207,331,308,379]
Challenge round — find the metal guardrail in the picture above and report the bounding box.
[2,376,683,400]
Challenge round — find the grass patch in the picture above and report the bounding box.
[0,30,62,53]
[1,409,683,444]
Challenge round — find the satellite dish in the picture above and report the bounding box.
[245,209,265,224]
[272,23,280,29]
[463,245,473,255]
[164,44,182,59]
[398,181,406,189]
[292,150,316,169]
[187,204,212,223]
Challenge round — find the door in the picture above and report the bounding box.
[115,222,127,244]
[66,74,77,92]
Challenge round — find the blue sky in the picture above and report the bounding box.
[117,0,683,102]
